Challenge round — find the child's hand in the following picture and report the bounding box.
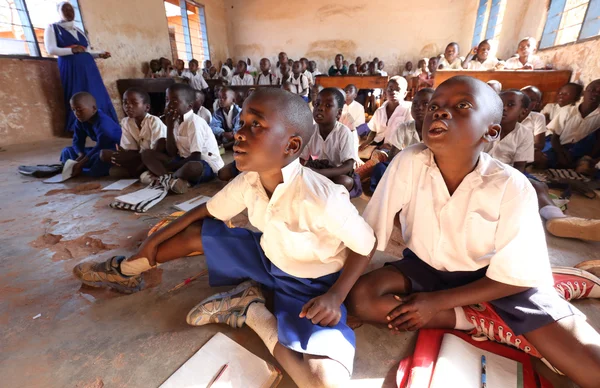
[165,107,179,127]
[299,292,343,327]
[72,161,84,177]
[99,51,111,59]
[470,46,478,55]
[386,293,442,331]
[223,132,235,141]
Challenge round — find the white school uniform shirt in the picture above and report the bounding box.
[368,101,412,143]
[119,114,166,151]
[304,70,314,86]
[388,120,421,151]
[183,70,209,90]
[504,55,545,70]
[541,103,562,122]
[340,100,366,131]
[289,74,309,96]
[484,122,534,165]
[521,111,547,136]
[301,122,360,167]
[363,144,552,288]
[196,106,212,125]
[379,70,388,76]
[256,72,278,85]
[231,73,254,86]
[402,70,416,78]
[438,56,462,70]
[169,69,186,78]
[206,158,376,278]
[465,57,499,70]
[173,110,224,173]
[311,70,322,78]
[547,102,600,144]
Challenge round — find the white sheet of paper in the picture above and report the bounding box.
[174,195,211,212]
[43,159,77,183]
[115,187,163,205]
[429,333,520,388]
[102,179,139,191]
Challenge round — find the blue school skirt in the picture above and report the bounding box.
[201,218,356,374]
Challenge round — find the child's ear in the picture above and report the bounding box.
[145,104,150,113]
[483,124,501,143]
[336,108,343,120]
[285,135,302,156]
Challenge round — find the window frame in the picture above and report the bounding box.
[163,0,211,63]
[470,0,506,47]
[539,0,600,51]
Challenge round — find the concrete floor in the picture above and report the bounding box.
[1,139,599,388]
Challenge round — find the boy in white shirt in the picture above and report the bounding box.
[300,57,314,86]
[231,60,254,86]
[193,89,212,124]
[308,60,322,78]
[520,85,547,150]
[72,88,377,388]
[340,84,366,157]
[504,37,545,70]
[438,42,462,70]
[183,59,209,91]
[301,88,362,198]
[169,59,186,78]
[289,61,309,100]
[378,60,388,76]
[401,61,416,78]
[462,39,501,70]
[138,84,223,193]
[255,58,278,85]
[346,76,600,387]
[541,83,583,123]
[100,88,166,178]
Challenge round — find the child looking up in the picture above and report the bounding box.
[329,54,348,76]
[463,39,501,70]
[72,88,377,388]
[438,42,462,69]
[60,92,121,177]
[231,60,254,86]
[193,89,212,124]
[520,85,547,150]
[210,87,241,149]
[140,84,223,193]
[504,37,545,70]
[301,88,362,197]
[256,58,278,85]
[347,76,600,388]
[184,59,209,91]
[541,83,583,123]
[100,88,165,178]
[169,59,186,78]
[289,61,309,100]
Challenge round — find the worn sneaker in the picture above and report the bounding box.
[170,178,190,194]
[186,280,265,328]
[73,256,143,294]
[552,266,600,301]
[546,217,600,241]
[574,260,600,278]
[140,171,157,186]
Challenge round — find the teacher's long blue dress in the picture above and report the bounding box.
[52,24,118,132]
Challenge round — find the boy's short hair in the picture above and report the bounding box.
[71,91,96,106]
[389,75,408,92]
[194,89,205,98]
[447,42,459,50]
[502,89,531,109]
[566,82,584,99]
[336,53,344,60]
[125,87,151,105]
[168,83,195,104]
[320,87,345,109]
[345,84,357,93]
[521,85,542,102]
[415,87,435,98]
[189,59,199,66]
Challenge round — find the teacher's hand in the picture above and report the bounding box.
[99,52,111,59]
[71,46,86,54]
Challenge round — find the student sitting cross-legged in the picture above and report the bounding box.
[346,76,600,388]
[60,92,121,177]
[209,87,241,149]
[139,84,223,194]
[72,88,377,388]
[541,82,583,124]
[100,88,166,178]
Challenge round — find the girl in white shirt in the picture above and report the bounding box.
[463,39,501,70]
[231,61,254,86]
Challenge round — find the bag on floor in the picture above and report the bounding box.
[110,175,172,213]
[18,164,63,178]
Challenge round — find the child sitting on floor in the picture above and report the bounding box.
[541,82,583,123]
[72,88,377,388]
[139,84,223,193]
[99,88,165,178]
[520,85,547,150]
[169,59,186,78]
[346,76,600,388]
[231,60,254,86]
[329,53,348,76]
[504,37,545,70]
[193,89,212,124]
[289,61,309,101]
[535,79,600,169]
[438,42,462,70]
[462,39,501,70]
[210,87,241,149]
[341,84,366,157]
[184,59,209,91]
[60,92,121,177]
[255,58,278,85]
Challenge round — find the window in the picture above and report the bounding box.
[164,0,210,64]
[0,0,84,57]
[540,0,600,48]
[471,0,507,47]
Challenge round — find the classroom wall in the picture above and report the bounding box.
[224,0,478,75]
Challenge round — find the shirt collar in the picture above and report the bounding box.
[183,110,195,122]
[282,158,301,183]
[418,147,504,184]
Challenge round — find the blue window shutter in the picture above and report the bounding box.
[540,0,567,48]
[485,0,502,40]
[179,0,193,61]
[580,0,600,39]
[472,0,489,47]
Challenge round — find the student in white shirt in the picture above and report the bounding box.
[308,60,322,79]
[300,57,314,86]
[183,59,209,91]
[231,60,254,86]
[541,83,583,123]
[378,60,388,76]
[518,85,546,150]
[289,61,309,100]
[169,59,186,78]
[504,37,545,70]
[346,77,600,387]
[255,58,278,85]
[438,42,463,69]
[340,84,366,158]
[138,84,223,193]
[401,61,416,78]
[100,88,166,178]
[73,88,377,387]
[273,51,288,80]
[192,89,212,124]
[220,64,233,84]
[536,79,600,169]
[463,39,501,70]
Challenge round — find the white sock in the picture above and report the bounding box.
[246,302,278,355]
[454,307,475,330]
[120,257,153,276]
[539,205,566,220]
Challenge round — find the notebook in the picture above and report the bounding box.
[114,186,164,205]
[429,333,522,388]
[174,195,212,212]
[160,332,282,388]
[102,179,138,191]
[43,159,77,183]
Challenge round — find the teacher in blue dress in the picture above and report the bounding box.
[44,1,118,132]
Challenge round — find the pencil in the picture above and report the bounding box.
[189,195,208,204]
[481,355,487,388]
[207,363,228,388]
[166,269,208,293]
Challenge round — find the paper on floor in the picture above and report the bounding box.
[43,159,77,183]
[102,179,139,191]
[174,195,211,212]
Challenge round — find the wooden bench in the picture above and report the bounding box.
[433,70,572,106]
[314,75,389,90]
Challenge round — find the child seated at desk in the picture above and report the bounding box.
[329,54,348,76]
[308,60,321,78]
[231,60,254,86]
[279,62,292,84]
[100,88,165,178]
[210,87,241,149]
[438,42,462,70]
[256,58,278,85]
[309,84,324,112]
[348,64,358,75]
[184,59,209,91]
[202,59,212,80]
[378,61,388,76]
[193,89,212,124]
[300,57,314,86]
[504,37,545,70]
[169,59,186,78]
[402,61,416,78]
[462,39,501,70]
[418,56,438,89]
[541,82,583,123]
[208,66,219,80]
[347,76,600,388]
[520,85,547,150]
[159,57,171,77]
[61,92,121,177]
[289,61,309,100]
[146,59,162,78]
[72,88,377,388]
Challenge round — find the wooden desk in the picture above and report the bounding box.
[314,75,389,90]
[433,70,572,106]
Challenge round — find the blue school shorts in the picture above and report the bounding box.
[542,132,597,168]
[170,157,215,185]
[388,249,581,336]
[201,218,356,374]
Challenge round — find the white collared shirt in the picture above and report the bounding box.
[206,158,376,278]
[183,70,209,90]
[541,103,566,122]
[224,106,235,130]
[119,114,166,151]
[504,55,545,70]
[311,70,322,78]
[388,120,421,151]
[466,57,499,70]
[367,101,412,143]
[173,110,224,173]
[289,74,309,96]
[438,56,462,70]
[340,100,366,131]
[256,72,278,85]
[521,111,547,136]
[547,102,600,144]
[196,106,212,125]
[303,70,314,86]
[169,69,186,78]
[301,122,359,167]
[363,144,552,287]
[231,73,254,86]
[484,122,534,165]
[402,70,416,78]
